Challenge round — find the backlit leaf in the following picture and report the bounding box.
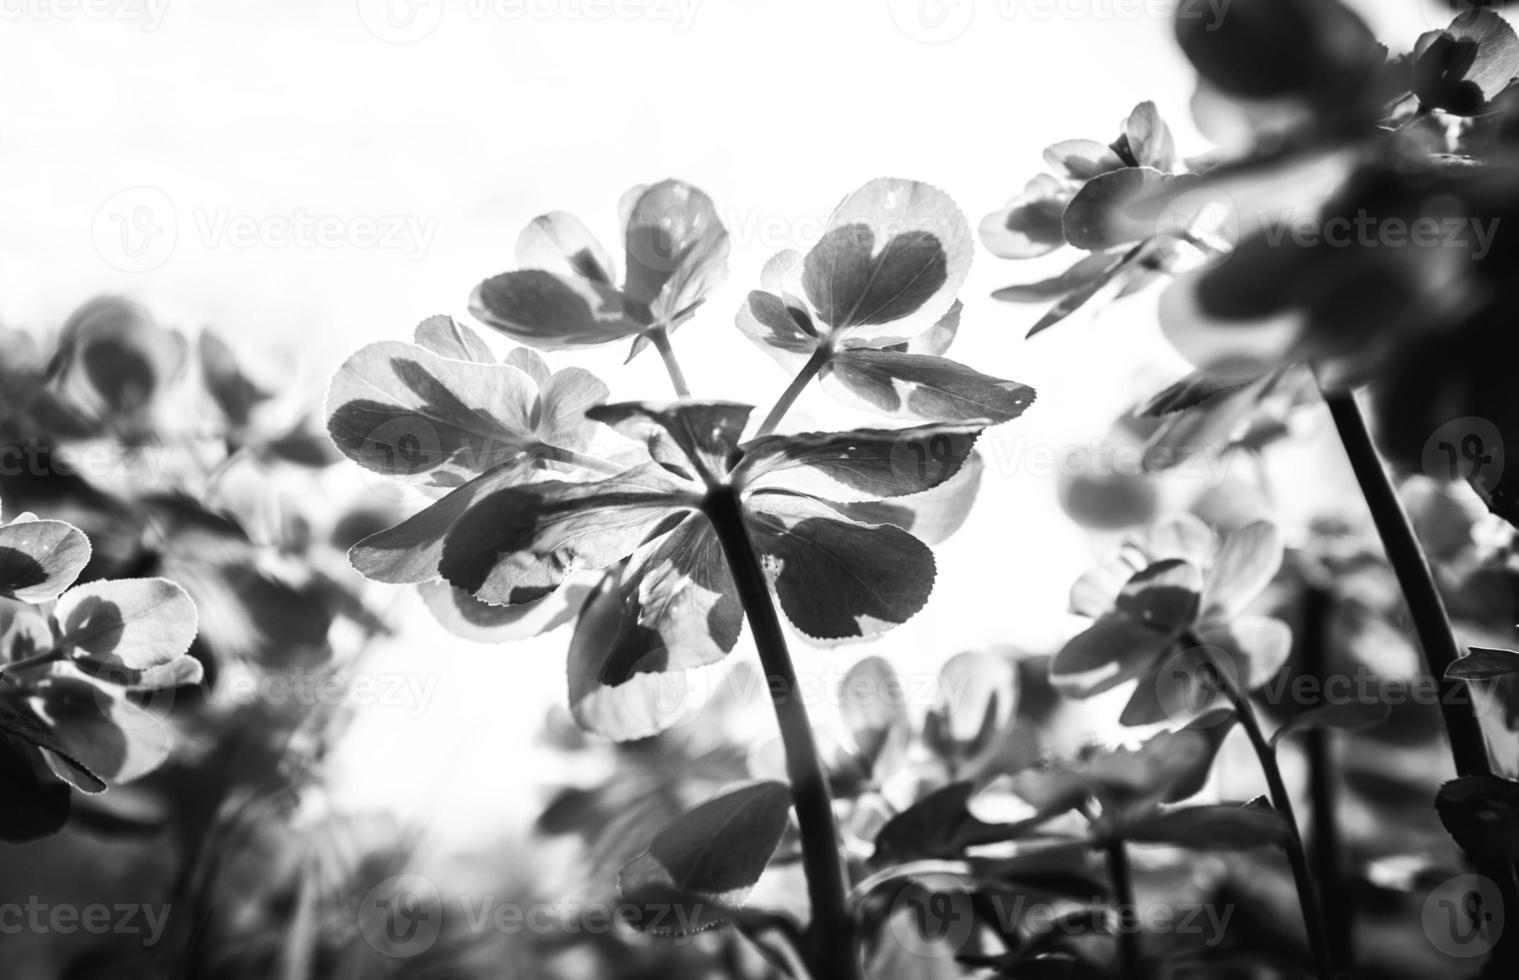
[821,349,1036,424]
[470,269,642,350]
[734,422,985,501]
[413,314,495,363]
[0,517,91,603]
[54,578,198,679]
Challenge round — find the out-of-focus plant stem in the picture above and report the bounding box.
[705,485,860,980]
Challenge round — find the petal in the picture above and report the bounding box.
[413,315,495,363]
[1201,520,1284,619]
[733,422,985,501]
[1068,548,1149,619]
[805,178,973,343]
[326,340,539,489]
[587,401,753,486]
[979,174,1072,259]
[1147,514,1217,567]
[469,269,643,350]
[516,210,617,285]
[1051,614,1176,698]
[821,349,1035,424]
[349,460,537,584]
[438,465,690,605]
[621,180,730,327]
[828,451,984,546]
[504,347,551,387]
[0,518,91,603]
[745,494,935,641]
[1198,616,1292,690]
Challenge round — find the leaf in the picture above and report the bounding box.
[0,700,107,793]
[839,656,911,779]
[1436,775,1519,865]
[820,349,1036,424]
[734,289,820,365]
[0,734,72,842]
[979,174,1072,259]
[54,578,199,681]
[1120,803,1289,849]
[923,650,1017,763]
[348,459,538,584]
[1061,168,1179,251]
[619,781,792,934]
[587,401,752,486]
[1025,240,1157,337]
[733,422,985,501]
[326,341,539,488]
[805,178,972,343]
[417,579,582,643]
[1140,370,1253,416]
[0,517,91,603]
[991,253,1118,303]
[1120,101,1176,172]
[1200,520,1283,620]
[469,269,642,350]
[828,451,983,546]
[1413,10,1519,113]
[621,180,730,329]
[1271,700,1391,746]
[534,367,610,453]
[1043,140,1125,181]
[1051,614,1175,699]
[1448,647,1519,681]
[413,314,495,363]
[36,676,171,785]
[567,565,727,741]
[53,296,187,420]
[745,493,935,641]
[438,465,690,605]
[872,782,1041,863]
[516,210,617,285]
[1173,0,1377,101]
[198,330,273,426]
[1114,559,1203,631]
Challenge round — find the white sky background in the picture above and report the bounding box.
[0,1,1440,826]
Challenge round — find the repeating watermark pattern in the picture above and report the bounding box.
[211,670,442,719]
[888,873,1234,958]
[356,0,701,44]
[0,899,172,945]
[1423,874,1504,959]
[92,187,438,273]
[0,440,181,485]
[888,0,1231,44]
[1422,416,1504,491]
[0,0,168,30]
[356,874,709,957]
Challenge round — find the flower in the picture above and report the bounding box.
[1052,515,1291,726]
[470,180,730,356]
[433,401,986,739]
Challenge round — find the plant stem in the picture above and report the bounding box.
[1103,836,1141,980]
[539,446,626,476]
[1196,641,1334,980]
[704,485,859,980]
[1319,384,1492,778]
[0,649,62,676]
[1299,583,1353,973]
[647,326,691,398]
[756,348,830,438]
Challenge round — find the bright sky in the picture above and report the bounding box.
[0,0,1440,825]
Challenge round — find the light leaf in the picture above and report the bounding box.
[413,315,495,363]
[54,578,199,679]
[0,518,91,603]
[734,423,985,501]
[821,349,1035,424]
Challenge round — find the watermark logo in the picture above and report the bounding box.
[0,0,169,31]
[1422,416,1504,496]
[1423,873,1504,959]
[93,186,177,273]
[357,0,445,43]
[358,874,444,957]
[888,0,976,44]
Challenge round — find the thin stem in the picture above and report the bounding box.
[756,348,831,438]
[1300,583,1353,973]
[1319,383,1492,778]
[1103,836,1141,980]
[538,446,626,476]
[0,649,62,676]
[1198,644,1334,980]
[704,486,859,980]
[647,326,691,398]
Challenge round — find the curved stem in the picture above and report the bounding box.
[756,348,831,438]
[1197,644,1334,980]
[704,486,859,980]
[538,446,626,476]
[1318,383,1492,778]
[1103,836,1141,980]
[647,326,691,398]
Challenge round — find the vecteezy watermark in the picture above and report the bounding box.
[356,0,700,44]
[0,899,172,946]
[0,440,181,485]
[1258,210,1501,260]
[211,670,441,719]
[1423,874,1504,959]
[356,874,710,957]
[92,187,438,273]
[888,0,1230,44]
[0,0,168,30]
[888,873,1234,958]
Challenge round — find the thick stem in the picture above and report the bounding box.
[1319,385,1492,778]
[647,326,691,398]
[1103,836,1141,980]
[756,347,831,438]
[1300,584,1353,973]
[704,486,859,980]
[1200,649,1335,980]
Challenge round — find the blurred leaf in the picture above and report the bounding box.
[980,174,1071,259]
[1120,803,1290,849]
[1061,167,1179,251]
[924,650,1017,764]
[1436,775,1519,865]
[0,733,71,841]
[992,253,1117,303]
[413,314,495,363]
[1447,647,1519,681]
[820,349,1035,424]
[619,780,792,935]
[1271,699,1391,746]
[839,656,911,781]
[873,782,1044,862]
